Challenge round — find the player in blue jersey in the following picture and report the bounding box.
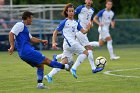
[8,11,72,89]
[90,0,120,60]
[44,3,103,82]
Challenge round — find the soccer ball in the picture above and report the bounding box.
[95,56,107,68]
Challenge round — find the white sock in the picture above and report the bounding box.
[48,68,61,77]
[72,54,87,70]
[88,50,96,70]
[89,41,99,47]
[56,54,63,59]
[107,40,114,57]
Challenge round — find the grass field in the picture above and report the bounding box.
[0,45,140,93]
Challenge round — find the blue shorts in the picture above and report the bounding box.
[20,50,46,67]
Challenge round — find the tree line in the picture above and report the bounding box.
[10,0,140,18]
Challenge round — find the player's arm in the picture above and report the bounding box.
[94,10,104,26]
[8,32,15,55]
[78,22,90,34]
[93,15,103,26]
[89,11,95,28]
[111,15,115,29]
[80,28,90,34]
[30,36,48,46]
[111,20,115,29]
[52,30,58,49]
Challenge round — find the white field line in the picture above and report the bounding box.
[103,68,140,78]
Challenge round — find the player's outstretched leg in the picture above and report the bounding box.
[70,53,87,79]
[44,61,74,83]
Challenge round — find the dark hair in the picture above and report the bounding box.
[106,0,113,3]
[62,3,74,17]
[22,11,34,20]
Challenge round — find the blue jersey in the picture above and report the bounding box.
[11,22,45,67]
[11,22,34,56]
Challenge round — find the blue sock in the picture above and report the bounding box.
[37,68,44,83]
[49,60,65,69]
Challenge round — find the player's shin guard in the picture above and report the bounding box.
[37,68,44,83]
[48,68,61,77]
[88,50,96,70]
[72,54,87,70]
[107,40,114,57]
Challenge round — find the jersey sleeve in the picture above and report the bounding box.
[11,22,24,36]
[29,33,33,39]
[56,19,67,32]
[77,22,83,31]
[96,9,105,17]
[75,5,84,15]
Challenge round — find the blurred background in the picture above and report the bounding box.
[0,0,140,51]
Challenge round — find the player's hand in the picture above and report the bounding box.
[111,25,115,29]
[8,46,14,55]
[41,40,48,46]
[86,23,91,30]
[52,43,58,50]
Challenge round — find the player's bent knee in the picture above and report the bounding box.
[61,58,68,64]
[36,64,44,69]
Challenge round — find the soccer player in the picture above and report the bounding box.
[52,0,103,76]
[44,3,103,83]
[8,11,72,89]
[72,0,103,74]
[44,3,89,81]
[90,0,120,60]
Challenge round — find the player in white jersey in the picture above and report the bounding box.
[90,0,120,60]
[44,3,103,82]
[72,0,98,73]
[52,0,103,75]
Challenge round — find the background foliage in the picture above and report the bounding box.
[11,0,140,18]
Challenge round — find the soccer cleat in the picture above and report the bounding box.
[110,55,120,60]
[92,67,104,73]
[37,83,46,89]
[44,75,52,83]
[66,61,74,71]
[52,54,57,61]
[70,68,77,79]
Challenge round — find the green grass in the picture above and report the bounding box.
[0,45,140,93]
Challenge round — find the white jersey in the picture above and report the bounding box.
[75,5,94,29]
[56,18,86,61]
[97,9,115,30]
[56,18,82,47]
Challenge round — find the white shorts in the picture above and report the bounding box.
[76,31,89,46]
[62,42,86,62]
[98,27,110,41]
